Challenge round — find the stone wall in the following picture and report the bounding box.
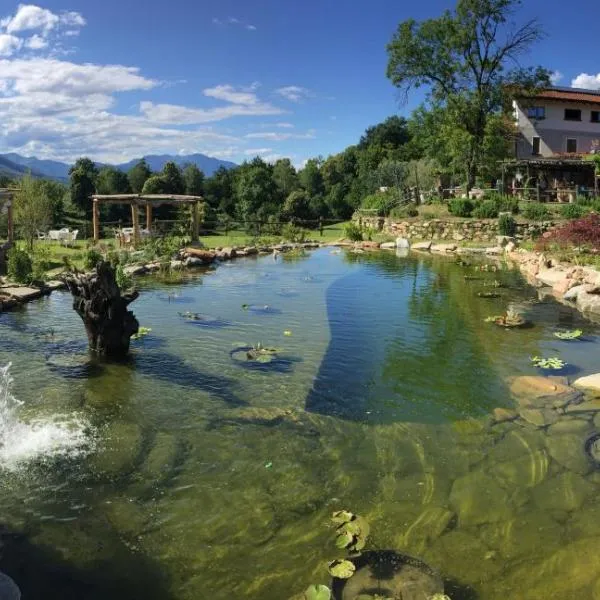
[356,216,556,243]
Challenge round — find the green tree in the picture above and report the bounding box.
[299,158,324,198]
[183,163,204,196]
[161,161,185,194]
[96,166,131,195]
[39,179,67,227]
[387,0,549,190]
[127,159,152,193]
[272,158,299,198]
[283,190,313,221]
[204,166,235,215]
[13,174,52,250]
[142,175,166,194]
[69,157,98,216]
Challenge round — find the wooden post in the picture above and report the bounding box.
[92,198,100,243]
[131,203,140,247]
[145,202,152,233]
[191,202,199,243]
[7,199,13,243]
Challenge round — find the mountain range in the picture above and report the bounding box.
[0,152,237,182]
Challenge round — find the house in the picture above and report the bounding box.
[513,86,600,158]
[503,87,600,200]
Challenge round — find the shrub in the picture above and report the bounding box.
[83,248,103,271]
[344,222,364,241]
[115,264,133,291]
[281,223,307,243]
[7,247,33,283]
[560,203,588,220]
[522,202,550,221]
[406,205,419,217]
[360,192,395,216]
[31,246,51,282]
[539,214,600,250]
[498,214,517,236]
[472,200,499,219]
[448,198,474,217]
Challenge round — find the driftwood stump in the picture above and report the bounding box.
[64,261,139,357]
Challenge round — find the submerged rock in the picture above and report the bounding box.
[494,449,549,488]
[546,433,591,475]
[547,419,593,435]
[532,471,595,512]
[397,506,455,553]
[89,422,143,479]
[492,407,518,423]
[519,407,558,428]
[510,376,572,400]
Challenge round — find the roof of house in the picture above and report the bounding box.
[520,87,600,105]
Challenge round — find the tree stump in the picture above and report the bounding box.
[64,261,139,357]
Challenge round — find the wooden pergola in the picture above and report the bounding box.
[0,188,15,243]
[91,194,204,245]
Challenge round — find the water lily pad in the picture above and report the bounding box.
[531,356,566,370]
[554,329,583,340]
[332,510,355,524]
[303,584,331,600]
[336,531,354,549]
[131,326,151,340]
[328,559,356,579]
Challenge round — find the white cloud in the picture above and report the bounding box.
[275,85,313,102]
[60,11,86,28]
[0,34,22,56]
[245,130,316,141]
[244,147,273,155]
[275,122,294,128]
[204,84,261,106]
[572,73,600,90]
[24,33,46,49]
[4,4,58,33]
[212,16,256,30]
[550,71,563,85]
[63,29,80,37]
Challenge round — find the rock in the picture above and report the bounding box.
[504,241,516,253]
[380,241,396,250]
[484,246,503,255]
[510,376,572,399]
[533,471,595,512]
[89,422,143,479]
[183,248,216,263]
[411,241,432,251]
[573,373,600,392]
[123,264,148,276]
[547,419,593,435]
[565,399,600,414]
[395,237,410,249]
[546,433,591,475]
[184,256,206,267]
[449,470,511,526]
[397,506,455,552]
[45,280,67,291]
[493,449,549,488]
[0,286,43,301]
[488,429,546,464]
[243,246,259,255]
[519,407,558,427]
[430,243,457,253]
[0,572,20,600]
[139,432,178,482]
[492,407,518,423]
[577,291,600,315]
[170,259,184,270]
[594,413,600,428]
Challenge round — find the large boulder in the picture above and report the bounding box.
[183,248,216,264]
[573,373,600,392]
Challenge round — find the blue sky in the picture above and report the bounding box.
[0,1,598,167]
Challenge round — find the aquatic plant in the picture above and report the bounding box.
[131,327,151,340]
[328,559,356,579]
[554,329,583,340]
[531,356,566,370]
[477,291,501,298]
[303,585,331,600]
[332,510,370,553]
[488,309,527,328]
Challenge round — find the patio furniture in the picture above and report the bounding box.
[36,230,47,240]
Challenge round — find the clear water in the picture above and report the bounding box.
[1,248,600,600]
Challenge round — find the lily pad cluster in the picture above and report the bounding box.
[245,343,280,363]
[131,327,151,340]
[554,329,583,340]
[302,584,331,600]
[331,510,370,554]
[531,356,566,370]
[485,309,527,328]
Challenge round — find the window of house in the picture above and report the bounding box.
[564,109,582,121]
[526,106,545,120]
[591,111,600,123]
[566,138,578,153]
[532,136,541,155]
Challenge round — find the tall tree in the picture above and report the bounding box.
[13,175,52,250]
[69,157,98,216]
[127,159,152,193]
[299,158,324,199]
[204,166,235,215]
[272,158,299,198]
[96,166,131,195]
[183,163,205,196]
[161,161,185,194]
[234,158,279,230]
[386,0,549,190]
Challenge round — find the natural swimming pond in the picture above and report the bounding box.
[1,248,600,599]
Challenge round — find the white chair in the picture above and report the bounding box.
[36,230,47,240]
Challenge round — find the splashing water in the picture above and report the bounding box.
[0,363,92,471]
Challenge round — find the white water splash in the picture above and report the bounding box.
[0,363,92,471]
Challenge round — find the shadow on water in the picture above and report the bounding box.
[0,525,174,600]
[305,252,514,424]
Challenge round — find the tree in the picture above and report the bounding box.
[272,159,299,198]
[359,116,411,151]
[96,166,131,195]
[183,164,204,196]
[13,174,52,250]
[387,0,549,190]
[204,166,235,215]
[39,179,67,227]
[283,190,313,222]
[142,175,166,194]
[161,161,184,194]
[127,159,152,193]
[69,157,98,216]
[299,158,324,198]
[234,158,279,231]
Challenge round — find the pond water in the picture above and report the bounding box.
[1,248,600,600]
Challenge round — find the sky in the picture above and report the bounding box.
[0,1,599,167]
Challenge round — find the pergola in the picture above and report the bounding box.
[0,188,14,243]
[91,194,204,245]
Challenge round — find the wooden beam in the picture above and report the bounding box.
[191,202,199,243]
[93,199,100,243]
[131,204,140,247]
[146,203,152,232]
[7,200,13,244]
